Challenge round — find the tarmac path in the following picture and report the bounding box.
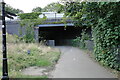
[51,46,116,78]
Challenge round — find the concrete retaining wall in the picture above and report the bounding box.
[6,21,26,36]
[85,40,94,51]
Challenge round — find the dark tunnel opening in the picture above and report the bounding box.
[38,25,91,46]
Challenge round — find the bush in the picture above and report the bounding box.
[18,19,36,43]
[0,32,61,78]
[64,2,120,71]
[72,29,90,49]
[18,12,41,20]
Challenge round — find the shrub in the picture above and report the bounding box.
[18,12,41,20]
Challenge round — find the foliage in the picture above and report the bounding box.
[24,22,35,43]
[0,3,23,20]
[18,12,41,20]
[85,2,120,71]
[18,19,35,43]
[42,2,64,13]
[5,4,23,14]
[72,37,81,47]
[80,29,90,48]
[60,0,79,3]
[72,29,90,48]
[18,16,53,43]
[64,2,82,16]
[18,12,44,43]
[64,1,120,71]
[43,14,47,20]
[18,15,70,43]
[0,32,60,78]
[32,7,42,12]
[7,43,60,77]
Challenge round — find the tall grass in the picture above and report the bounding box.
[0,32,60,78]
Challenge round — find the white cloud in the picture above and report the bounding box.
[4,0,59,13]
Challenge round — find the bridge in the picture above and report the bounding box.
[1,18,91,46]
[34,21,90,46]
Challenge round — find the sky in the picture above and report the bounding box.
[4,0,59,13]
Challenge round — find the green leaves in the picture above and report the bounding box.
[32,7,42,12]
[42,2,64,13]
[18,12,41,20]
[64,2,120,71]
[91,3,120,70]
[5,4,23,14]
[18,19,36,43]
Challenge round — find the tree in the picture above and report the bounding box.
[0,3,23,14]
[0,3,23,20]
[32,7,42,12]
[5,4,23,14]
[42,2,64,13]
[63,1,120,71]
[18,12,41,20]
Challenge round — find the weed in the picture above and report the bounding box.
[0,32,60,78]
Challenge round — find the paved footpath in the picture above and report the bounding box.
[51,46,116,78]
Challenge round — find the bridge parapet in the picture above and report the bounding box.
[4,18,74,25]
[44,19,74,23]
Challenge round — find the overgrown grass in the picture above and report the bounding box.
[0,32,60,78]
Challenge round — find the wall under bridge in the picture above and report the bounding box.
[0,21,93,50]
[36,24,92,46]
[0,21,26,36]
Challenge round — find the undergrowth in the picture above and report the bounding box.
[0,32,60,78]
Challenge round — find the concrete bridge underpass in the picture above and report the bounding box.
[34,23,90,46]
[2,20,91,46]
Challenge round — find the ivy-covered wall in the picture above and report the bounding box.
[64,2,120,71]
[92,18,120,70]
[91,3,120,71]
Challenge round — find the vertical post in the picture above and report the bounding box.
[55,13,56,21]
[34,27,39,43]
[1,1,9,80]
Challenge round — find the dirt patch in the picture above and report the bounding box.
[22,66,49,76]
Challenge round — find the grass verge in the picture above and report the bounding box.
[0,32,60,78]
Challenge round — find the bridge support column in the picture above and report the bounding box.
[48,40,55,46]
[34,27,39,43]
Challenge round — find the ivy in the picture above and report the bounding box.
[88,2,120,71]
[93,18,120,70]
[64,2,120,71]
[72,29,90,49]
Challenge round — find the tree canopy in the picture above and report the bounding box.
[63,1,120,71]
[18,12,41,20]
[0,3,23,15]
[5,4,23,14]
[0,3,23,20]
[32,7,42,12]
[42,2,64,13]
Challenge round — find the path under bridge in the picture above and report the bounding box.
[34,23,91,46]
